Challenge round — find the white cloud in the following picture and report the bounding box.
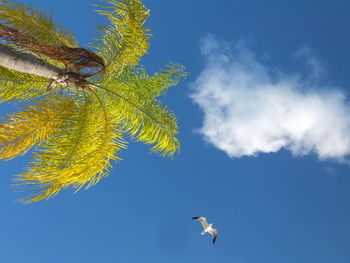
[191,35,350,161]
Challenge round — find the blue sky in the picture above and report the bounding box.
[1,0,350,262]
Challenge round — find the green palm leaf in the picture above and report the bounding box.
[115,64,188,97]
[93,65,187,156]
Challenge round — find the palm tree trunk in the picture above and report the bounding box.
[0,43,63,79]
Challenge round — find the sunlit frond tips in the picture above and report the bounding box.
[93,0,151,79]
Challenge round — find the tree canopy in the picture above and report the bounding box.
[0,0,187,202]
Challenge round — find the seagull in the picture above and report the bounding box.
[192,217,218,244]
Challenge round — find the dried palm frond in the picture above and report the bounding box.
[0,23,105,76]
[0,0,77,47]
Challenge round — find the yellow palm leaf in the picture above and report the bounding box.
[0,65,53,102]
[92,0,151,79]
[0,0,78,47]
[0,96,75,160]
[15,94,126,202]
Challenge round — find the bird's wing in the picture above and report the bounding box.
[192,217,209,229]
[210,228,218,244]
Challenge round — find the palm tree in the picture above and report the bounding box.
[0,0,187,202]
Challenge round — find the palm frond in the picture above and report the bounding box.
[113,64,188,97]
[91,65,187,156]
[15,93,126,202]
[132,100,180,155]
[0,65,54,102]
[92,0,150,80]
[0,0,78,47]
[0,96,75,160]
[145,64,189,97]
[92,80,181,156]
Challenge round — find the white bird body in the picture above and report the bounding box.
[192,217,218,244]
[201,223,213,235]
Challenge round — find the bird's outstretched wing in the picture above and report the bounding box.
[192,217,209,229]
[209,228,218,244]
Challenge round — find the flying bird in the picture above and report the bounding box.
[192,217,218,244]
